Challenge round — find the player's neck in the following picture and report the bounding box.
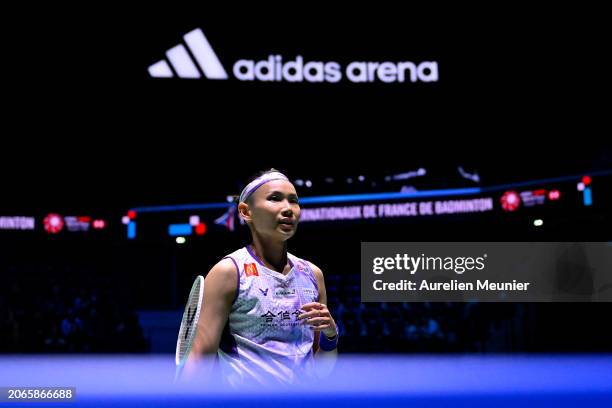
[249,237,289,274]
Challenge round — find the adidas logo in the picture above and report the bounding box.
[148,28,228,79]
[149,28,439,84]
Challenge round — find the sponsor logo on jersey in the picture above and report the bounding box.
[275,288,297,298]
[245,263,259,277]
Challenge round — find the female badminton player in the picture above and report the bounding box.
[186,169,338,386]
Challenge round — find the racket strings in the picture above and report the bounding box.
[177,277,203,364]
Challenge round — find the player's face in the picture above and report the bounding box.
[249,180,300,241]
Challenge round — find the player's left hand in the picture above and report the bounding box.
[298,302,337,338]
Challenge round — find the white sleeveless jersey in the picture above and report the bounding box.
[217,246,319,386]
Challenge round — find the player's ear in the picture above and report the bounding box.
[238,202,252,223]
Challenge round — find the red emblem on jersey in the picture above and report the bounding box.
[244,263,259,277]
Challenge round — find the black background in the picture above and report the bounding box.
[4,5,610,211]
[2,4,611,353]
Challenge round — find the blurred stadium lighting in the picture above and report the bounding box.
[392,168,427,180]
[548,190,561,200]
[195,223,207,235]
[189,215,200,226]
[92,220,106,229]
[458,166,480,183]
[400,185,418,193]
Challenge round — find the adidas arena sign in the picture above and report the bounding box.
[148,28,439,84]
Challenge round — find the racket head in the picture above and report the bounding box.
[175,275,205,366]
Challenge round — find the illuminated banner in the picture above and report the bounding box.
[301,198,494,222]
[65,216,91,232]
[0,216,35,231]
[148,28,438,84]
[43,213,107,234]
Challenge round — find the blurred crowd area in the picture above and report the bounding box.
[2,266,522,354]
[326,274,524,353]
[1,265,148,353]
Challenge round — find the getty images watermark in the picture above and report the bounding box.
[361,243,612,302]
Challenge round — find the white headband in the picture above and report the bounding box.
[239,171,289,203]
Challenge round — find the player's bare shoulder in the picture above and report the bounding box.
[204,258,238,301]
[307,261,324,280]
